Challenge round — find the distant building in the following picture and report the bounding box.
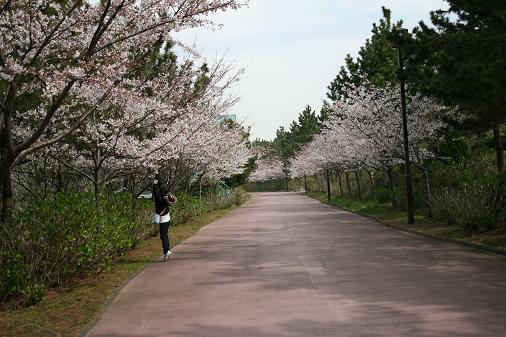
[218,114,237,124]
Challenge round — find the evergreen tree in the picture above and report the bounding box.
[290,105,320,151]
[413,0,506,171]
[318,103,332,125]
[326,7,402,101]
[326,55,361,102]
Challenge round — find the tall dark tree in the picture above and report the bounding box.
[269,105,323,190]
[327,55,361,102]
[327,7,402,102]
[271,127,294,191]
[290,105,320,151]
[318,102,332,125]
[413,0,506,171]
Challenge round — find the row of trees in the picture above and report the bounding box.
[0,0,257,305]
[0,0,251,222]
[291,85,447,212]
[250,0,505,229]
[324,3,504,171]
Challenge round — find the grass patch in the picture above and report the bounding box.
[0,205,242,337]
[307,191,506,253]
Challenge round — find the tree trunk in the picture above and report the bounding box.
[304,175,307,194]
[187,175,192,194]
[0,115,16,216]
[285,171,289,192]
[355,170,362,200]
[493,125,504,172]
[57,163,64,193]
[326,167,331,201]
[42,158,48,198]
[329,170,334,195]
[387,166,397,208]
[93,169,100,202]
[0,171,13,223]
[337,169,343,197]
[345,171,352,198]
[422,167,433,218]
[366,169,376,200]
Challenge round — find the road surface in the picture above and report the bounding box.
[85,192,506,337]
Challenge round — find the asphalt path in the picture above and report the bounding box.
[85,192,506,337]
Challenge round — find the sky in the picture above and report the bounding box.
[175,0,448,140]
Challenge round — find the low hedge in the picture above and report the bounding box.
[0,187,247,306]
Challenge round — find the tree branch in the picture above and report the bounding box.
[16,79,76,154]
[50,155,94,183]
[28,0,83,67]
[13,78,122,166]
[93,1,235,55]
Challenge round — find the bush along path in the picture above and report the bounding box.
[0,189,248,337]
[307,191,506,255]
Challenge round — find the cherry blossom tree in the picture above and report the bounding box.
[47,55,248,197]
[0,0,245,220]
[331,85,446,207]
[290,127,359,199]
[249,152,285,183]
[290,83,447,207]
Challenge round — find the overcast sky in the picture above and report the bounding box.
[176,0,448,140]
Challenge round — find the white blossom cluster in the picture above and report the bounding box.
[0,0,250,186]
[249,149,285,183]
[290,84,448,177]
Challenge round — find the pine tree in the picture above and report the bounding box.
[326,7,402,102]
[290,105,320,150]
[413,0,505,171]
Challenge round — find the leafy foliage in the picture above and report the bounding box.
[0,188,246,306]
[411,0,506,170]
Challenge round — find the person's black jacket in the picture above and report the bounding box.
[153,175,170,216]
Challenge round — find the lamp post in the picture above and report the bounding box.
[394,27,415,225]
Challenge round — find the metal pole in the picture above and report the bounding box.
[397,44,415,224]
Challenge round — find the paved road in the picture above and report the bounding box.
[85,192,506,337]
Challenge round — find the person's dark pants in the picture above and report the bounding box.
[159,221,170,254]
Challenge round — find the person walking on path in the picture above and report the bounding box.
[153,171,177,261]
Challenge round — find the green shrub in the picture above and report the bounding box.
[0,250,29,303]
[1,187,248,306]
[245,179,286,192]
[170,188,245,225]
[376,188,392,204]
[0,192,153,305]
[230,188,247,206]
[169,193,211,225]
[22,284,44,306]
[428,154,505,232]
[432,177,501,233]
